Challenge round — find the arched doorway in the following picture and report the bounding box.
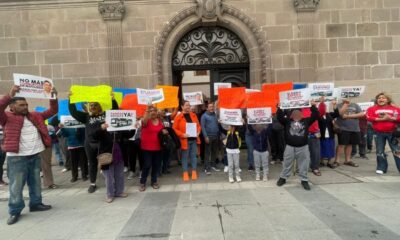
[172,26,250,100]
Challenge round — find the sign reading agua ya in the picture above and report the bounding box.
[106,110,136,132]
[279,88,311,109]
[183,92,203,106]
[137,88,164,105]
[214,82,231,96]
[220,108,243,126]
[247,108,272,125]
[309,83,334,101]
[14,73,57,99]
[60,116,85,128]
[339,86,365,98]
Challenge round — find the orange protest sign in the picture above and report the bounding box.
[155,85,179,109]
[219,87,246,109]
[120,94,147,117]
[262,82,293,101]
[246,92,277,113]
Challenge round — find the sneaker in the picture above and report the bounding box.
[255,174,260,181]
[205,169,211,175]
[276,178,286,187]
[105,197,114,203]
[301,181,311,191]
[48,184,57,189]
[183,171,189,182]
[376,170,384,175]
[61,168,68,173]
[263,175,268,182]
[88,185,97,193]
[211,167,221,172]
[123,167,128,173]
[59,162,64,167]
[248,166,254,171]
[270,161,275,165]
[229,177,234,183]
[0,180,8,186]
[238,168,242,173]
[360,155,369,160]
[138,171,142,179]
[224,166,229,173]
[127,171,134,180]
[70,178,78,183]
[191,170,198,180]
[236,176,242,182]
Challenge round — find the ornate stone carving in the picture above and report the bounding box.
[98,0,125,21]
[293,0,320,12]
[196,0,224,25]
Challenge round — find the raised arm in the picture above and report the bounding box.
[68,100,88,124]
[276,107,290,125]
[41,99,58,120]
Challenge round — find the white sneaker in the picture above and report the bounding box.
[224,166,229,173]
[127,172,134,180]
[238,168,242,173]
[211,167,221,172]
[124,167,128,173]
[376,170,384,175]
[61,168,68,173]
[138,171,142,179]
[236,176,242,182]
[263,175,268,181]
[255,174,260,181]
[229,177,234,183]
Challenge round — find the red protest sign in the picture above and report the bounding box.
[120,94,147,117]
[218,87,246,109]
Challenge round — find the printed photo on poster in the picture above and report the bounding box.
[309,83,334,101]
[358,102,375,113]
[60,116,85,128]
[214,82,231,96]
[279,88,311,109]
[137,88,164,105]
[339,86,365,98]
[186,123,197,137]
[14,73,57,99]
[220,108,243,126]
[106,110,136,131]
[183,92,203,106]
[247,108,272,125]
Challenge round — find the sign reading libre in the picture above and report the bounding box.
[106,110,136,132]
[14,73,57,99]
[247,108,272,125]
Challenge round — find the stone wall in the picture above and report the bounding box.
[0,0,399,102]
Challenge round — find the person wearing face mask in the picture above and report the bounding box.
[366,92,400,174]
[276,101,319,191]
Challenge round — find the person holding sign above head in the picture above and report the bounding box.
[173,101,201,182]
[276,100,319,191]
[68,92,118,194]
[0,85,58,225]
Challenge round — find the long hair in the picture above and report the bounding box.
[375,92,393,105]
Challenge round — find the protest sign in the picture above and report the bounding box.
[293,83,308,89]
[113,88,136,97]
[137,88,164,105]
[120,94,147,117]
[186,123,197,137]
[309,82,334,101]
[358,102,375,112]
[70,85,112,106]
[220,108,243,126]
[106,110,136,131]
[58,99,84,119]
[247,108,272,125]
[262,82,293,101]
[155,85,179,109]
[218,87,246,109]
[339,86,365,98]
[214,82,231,96]
[183,92,203,106]
[279,88,311,109]
[245,89,261,93]
[60,116,84,128]
[14,73,56,99]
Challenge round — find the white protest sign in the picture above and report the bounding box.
[309,82,334,101]
[339,86,365,98]
[214,82,231,96]
[279,88,311,109]
[358,102,375,113]
[183,92,203,106]
[247,108,272,125]
[220,108,243,126]
[186,123,197,137]
[137,88,164,105]
[13,73,57,99]
[60,116,84,128]
[106,110,136,131]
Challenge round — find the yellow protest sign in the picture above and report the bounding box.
[155,85,179,109]
[70,85,113,110]
[113,92,123,107]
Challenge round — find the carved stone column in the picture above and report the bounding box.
[98,0,125,88]
[293,0,320,12]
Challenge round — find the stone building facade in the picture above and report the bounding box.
[0,0,399,102]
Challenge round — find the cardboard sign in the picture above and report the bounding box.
[137,88,164,105]
[339,86,365,98]
[279,88,311,109]
[358,102,375,112]
[214,82,231,96]
[247,108,272,125]
[14,73,57,99]
[220,108,243,126]
[120,94,147,117]
[218,87,246,109]
[183,92,203,106]
[309,82,334,101]
[60,116,84,128]
[106,110,136,132]
[155,85,179,109]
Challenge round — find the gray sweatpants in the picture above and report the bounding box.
[280,145,310,182]
[227,152,240,179]
[253,150,269,177]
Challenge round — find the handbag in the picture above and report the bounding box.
[97,133,116,167]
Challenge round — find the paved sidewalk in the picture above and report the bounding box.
[0,152,400,240]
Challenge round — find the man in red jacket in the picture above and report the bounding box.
[0,85,58,225]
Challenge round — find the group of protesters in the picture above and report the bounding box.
[1,84,400,225]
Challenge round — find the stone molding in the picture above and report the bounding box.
[98,0,125,21]
[293,0,320,12]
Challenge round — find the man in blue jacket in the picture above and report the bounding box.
[201,102,220,175]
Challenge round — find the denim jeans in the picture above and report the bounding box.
[7,154,43,215]
[204,136,219,171]
[52,142,64,164]
[245,133,254,167]
[375,132,400,173]
[181,140,197,172]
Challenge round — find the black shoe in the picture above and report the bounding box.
[88,185,97,193]
[7,214,20,225]
[70,178,78,183]
[205,169,211,175]
[301,181,311,191]
[248,165,255,171]
[82,177,88,181]
[276,178,286,187]
[30,203,52,212]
